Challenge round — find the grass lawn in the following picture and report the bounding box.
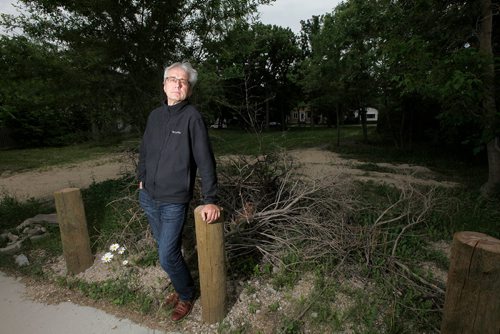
[0,142,126,174]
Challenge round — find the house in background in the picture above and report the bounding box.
[288,106,378,126]
[354,107,379,123]
[287,106,328,126]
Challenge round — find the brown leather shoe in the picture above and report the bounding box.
[165,292,179,308]
[171,300,194,322]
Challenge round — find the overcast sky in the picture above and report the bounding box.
[0,0,17,15]
[0,0,343,34]
[258,0,342,33]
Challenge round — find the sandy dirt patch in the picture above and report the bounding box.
[288,148,458,189]
[0,148,457,201]
[0,153,136,200]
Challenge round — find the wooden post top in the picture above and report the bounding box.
[54,187,81,194]
[454,231,500,254]
[195,205,224,212]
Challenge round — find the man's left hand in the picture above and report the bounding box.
[201,204,222,224]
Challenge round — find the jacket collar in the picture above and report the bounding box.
[164,100,188,113]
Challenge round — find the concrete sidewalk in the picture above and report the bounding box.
[0,271,165,334]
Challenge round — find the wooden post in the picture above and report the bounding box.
[441,231,500,334]
[54,188,93,275]
[194,205,226,323]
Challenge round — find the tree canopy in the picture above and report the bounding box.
[0,0,274,142]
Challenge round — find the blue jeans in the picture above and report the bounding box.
[139,189,194,301]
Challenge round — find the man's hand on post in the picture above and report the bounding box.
[201,204,222,224]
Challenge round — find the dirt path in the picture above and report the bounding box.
[288,148,458,189]
[0,154,136,200]
[0,148,457,201]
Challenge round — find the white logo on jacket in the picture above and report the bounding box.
[171,131,182,134]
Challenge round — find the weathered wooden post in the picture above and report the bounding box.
[441,231,500,334]
[54,188,93,275]
[194,205,226,323]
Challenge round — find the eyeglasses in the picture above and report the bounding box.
[165,76,190,86]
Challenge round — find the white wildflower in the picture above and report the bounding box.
[101,252,114,263]
[117,246,126,254]
[122,260,129,266]
[109,243,120,252]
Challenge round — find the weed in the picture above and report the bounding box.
[63,277,159,315]
[244,282,257,295]
[259,263,273,276]
[248,301,259,314]
[356,163,395,174]
[135,248,158,267]
[278,318,302,334]
[27,225,63,255]
[268,301,280,312]
[0,195,52,230]
[229,255,261,278]
[271,252,301,289]
[218,321,251,334]
[81,176,140,250]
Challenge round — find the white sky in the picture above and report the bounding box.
[0,0,17,15]
[258,0,343,33]
[0,0,344,34]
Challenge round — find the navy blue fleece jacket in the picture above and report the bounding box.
[137,101,217,204]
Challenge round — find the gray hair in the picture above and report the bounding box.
[164,62,198,87]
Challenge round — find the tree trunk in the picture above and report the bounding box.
[383,94,400,149]
[482,137,500,195]
[336,103,341,147]
[280,104,287,131]
[360,107,368,142]
[265,98,270,130]
[441,231,500,334]
[479,0,500,196]
[91,116,100,141]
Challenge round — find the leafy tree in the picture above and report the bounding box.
[297,14,344,130]
[1,0,274,145]
[0,36,89,146]
[298,0,498,192]
[298,2,380,139]
[201,22,301,131]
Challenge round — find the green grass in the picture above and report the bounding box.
[356,162,396,174]
[62,277,157,314]
[209,126,365,155]
[0,138,140,174]
[81,176,138,249]
[0,144,112,174]
[0,195,53,230]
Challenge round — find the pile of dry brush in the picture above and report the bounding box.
[106,150,446,314]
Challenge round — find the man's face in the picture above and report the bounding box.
[164,67,191,106]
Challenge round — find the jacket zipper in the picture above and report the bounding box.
[152,107,172,198]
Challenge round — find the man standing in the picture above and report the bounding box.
[138,62,221,321]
